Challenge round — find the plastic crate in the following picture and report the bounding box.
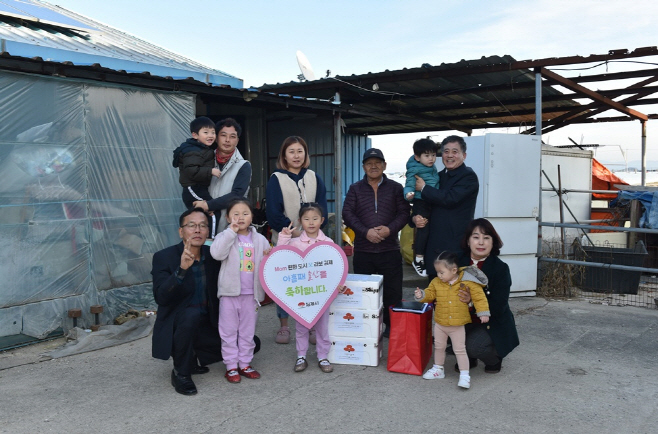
[576,240,647,294]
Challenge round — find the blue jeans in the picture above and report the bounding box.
[276,304,289,319]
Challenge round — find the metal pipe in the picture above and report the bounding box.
[577,219,629,224]
[557,165,565,256]
[535,68,542,134]
[541,170,594,245]
[333,111,343,244]
[540,221,658,234]
[541,188,621,195]
[535,69,543,261]
[641,120,647,186]
[539,256,658,274]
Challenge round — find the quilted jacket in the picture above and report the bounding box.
[342,174,411,253]
[416,266,490,326]
[172,138,216,187]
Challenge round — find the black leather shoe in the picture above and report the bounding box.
[484,358,502,373]
[193,365,210,375]
[171,370,197,395]
[454,358,478,373]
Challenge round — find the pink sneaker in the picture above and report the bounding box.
[275,326,290,344]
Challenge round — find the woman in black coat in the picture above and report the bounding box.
[458,218,519,373]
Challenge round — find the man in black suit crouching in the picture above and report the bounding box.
[151,207,260,395]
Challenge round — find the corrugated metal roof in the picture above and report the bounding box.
[260,55,582,135]
[260,49,658,136]
[0,0,242,87]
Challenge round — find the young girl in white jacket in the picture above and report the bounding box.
[211,199,270,383]
[277,203,346,373]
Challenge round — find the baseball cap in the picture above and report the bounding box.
[362,148,386,164]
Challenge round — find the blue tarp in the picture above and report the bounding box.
[614,191,658,228]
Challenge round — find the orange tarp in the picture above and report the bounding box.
[592,158,628,199]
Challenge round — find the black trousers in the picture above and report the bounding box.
[353,249,403,326]
[412,199,431,256]
[171,307,220,376]
[464,323,499,365]
[182,186,212,209]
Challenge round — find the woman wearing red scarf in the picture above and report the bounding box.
[457,218,519,374]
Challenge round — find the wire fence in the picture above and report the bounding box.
[538,237,658,309]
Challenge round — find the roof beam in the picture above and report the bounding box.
[393,86,658,115]
[339,68,658,104]
[540,68,649,121]
[532,74,658,134]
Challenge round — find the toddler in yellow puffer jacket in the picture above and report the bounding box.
[414,251,490,389]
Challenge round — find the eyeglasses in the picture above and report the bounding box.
[181,223,209,230]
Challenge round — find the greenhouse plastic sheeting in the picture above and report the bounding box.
[0,70,193,338]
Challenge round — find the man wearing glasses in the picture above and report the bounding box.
[151,208,260,395]
[342,148,411,337]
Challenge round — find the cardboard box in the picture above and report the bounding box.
[328,307,383,339]
[327,336,382,367]
[333,274,383,310]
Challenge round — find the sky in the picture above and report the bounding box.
[49,0,658,173]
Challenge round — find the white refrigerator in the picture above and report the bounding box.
[436,133,541,295]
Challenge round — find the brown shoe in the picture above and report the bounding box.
[318,359,333,373]
[294,357,308,372]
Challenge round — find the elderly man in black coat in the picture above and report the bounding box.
[413,135,479,280]
[151,207,259,395]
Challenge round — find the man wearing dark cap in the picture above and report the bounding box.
[342,148,411,336]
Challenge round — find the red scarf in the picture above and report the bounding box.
[216,150,234,165]
[470,257,485,269]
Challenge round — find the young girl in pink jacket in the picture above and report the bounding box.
[277,203,345,373]
[211,199,270,383]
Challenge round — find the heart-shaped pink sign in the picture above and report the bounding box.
[259,242,348,329]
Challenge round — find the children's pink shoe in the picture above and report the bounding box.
[275,326,290,344]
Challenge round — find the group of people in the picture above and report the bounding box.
[154,118,338,395]
[404,135,520,389]
[152,116,519,395]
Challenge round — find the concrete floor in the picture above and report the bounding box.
[1,264,657,434]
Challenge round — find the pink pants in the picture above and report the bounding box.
[218,294,258,370]
[434,323,469,372]
[297,309,330,360]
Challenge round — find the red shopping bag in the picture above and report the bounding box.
[387,303,433,376]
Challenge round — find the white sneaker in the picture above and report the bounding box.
[413,258,427,277]
[422,365,445,380]
[458,375,471,389]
